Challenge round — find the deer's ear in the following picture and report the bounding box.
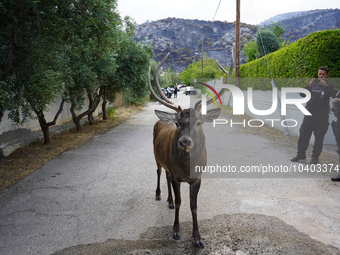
[155,110,177,123]
[203,108,221,122]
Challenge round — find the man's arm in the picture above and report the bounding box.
[324,81,339,98]
[300,80,314,97]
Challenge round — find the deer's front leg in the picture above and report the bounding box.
[171,179,181,240]
[190,179,204,248]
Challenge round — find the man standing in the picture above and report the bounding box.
[331,98,340,182]
[174,83,178,98]
[291,66,339,164]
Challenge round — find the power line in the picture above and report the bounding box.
[248,0,290,137]
[201,0,223,39]
[199,0,223,77]
[212,0,223,22]
[248,0,273,79]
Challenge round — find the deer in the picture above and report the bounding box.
[147,52,233,248]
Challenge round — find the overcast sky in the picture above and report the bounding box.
[117,0,340,25]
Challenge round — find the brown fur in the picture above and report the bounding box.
[152,108,219,248]
[148,52,230,248]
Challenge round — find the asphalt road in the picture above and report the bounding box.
[0,92,339,255]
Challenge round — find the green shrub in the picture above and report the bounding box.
[107,106,115,118]
[256,28,280,58]
[243,39,258,62]
[238,29,340,89]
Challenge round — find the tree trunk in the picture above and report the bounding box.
[70,104,83,131]
[40,117,51,144]
[34,99,65,144]
[87,92,95,125]
[102,87,108,120]
[86,89,101,125]
[88,113,95,125]
[0,104,4,125]
[71,89,101,130]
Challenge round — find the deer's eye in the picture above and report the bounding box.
[175,122,179,127]
[196,121,202,127]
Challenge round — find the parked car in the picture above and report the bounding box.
[177,84,185,90]
[185,86,196,95]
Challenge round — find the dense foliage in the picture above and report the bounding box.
[243,22,288,62]
[238,29,340,90]
[0,0,153,142]
[256,28,281,58]
[179,54,225,86]
[243,40,257,62]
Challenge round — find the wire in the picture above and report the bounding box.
[199,0,223,64]
[248,0,273,80]
[201,0,223,39]
[248,0,290,137]
[212,0,222,22]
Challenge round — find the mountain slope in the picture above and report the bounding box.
[134,9,340,72]
[258,10,313,26]
[135,18,257,72]
[279,9,340,42]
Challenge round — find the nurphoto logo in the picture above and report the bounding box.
[200,84,311,116]
[198,83,312,128]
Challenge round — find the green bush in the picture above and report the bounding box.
[243,39,258,62]
[107,106,115,118]
[239,29,340,89]
[256,28,280,58]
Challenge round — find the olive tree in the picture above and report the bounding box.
[61,0,122,130]
[0,0,71,143]
[109,34,153,107]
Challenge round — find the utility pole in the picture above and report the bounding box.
[201,37,204,78]
[235,0,240,87]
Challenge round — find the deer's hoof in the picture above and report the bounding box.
[173,232,181,240]
[155,195,161,201]
[194,240,204,248]
[168,203,175,209]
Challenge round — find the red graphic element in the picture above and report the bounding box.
[198,82,223,106]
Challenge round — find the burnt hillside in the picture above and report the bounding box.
[134,9,340,72]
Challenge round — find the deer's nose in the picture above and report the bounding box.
[179,137,193,151]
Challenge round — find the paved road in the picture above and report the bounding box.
[0,92,339,255]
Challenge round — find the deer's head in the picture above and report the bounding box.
[148,53,234,153]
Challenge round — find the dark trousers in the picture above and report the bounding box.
[297,110,329,158]
[331,119,340,154]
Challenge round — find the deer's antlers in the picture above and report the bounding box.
[148,53,182,113]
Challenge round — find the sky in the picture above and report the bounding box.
[117,0,340,25]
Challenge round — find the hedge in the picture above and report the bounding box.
[238,29,340,90]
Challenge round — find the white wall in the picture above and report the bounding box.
[0,96,102,157]
[0,96,101,136]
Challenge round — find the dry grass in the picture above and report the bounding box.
[0,106,141,191]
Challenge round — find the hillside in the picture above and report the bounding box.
[277,9,340,42]
[135,18,257,72]
[134,9,340,73]
[258,10,314,26]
